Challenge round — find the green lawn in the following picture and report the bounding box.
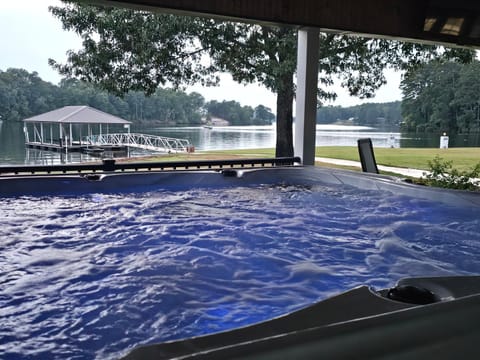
[316,146,480,171]
[212,146,480,172]
[124,148,276,163]
[124,146,480,172]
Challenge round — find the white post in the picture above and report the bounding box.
[126,124,131,157]
[50,124,53,144]
[40,123,44,144]
[24,124,29,143]
[69,123,73,146]
[440,133,449,149]
[295,27,320,166]
[59,124,63,147]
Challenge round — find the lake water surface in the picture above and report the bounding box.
[1,121,479,165]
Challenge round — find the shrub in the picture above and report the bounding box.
[422,156,480,191]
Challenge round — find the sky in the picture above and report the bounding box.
[0,0,403,112]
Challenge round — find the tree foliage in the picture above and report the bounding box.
[49,1,474,156]
[205,100,251,125]
[401,60,480,134]
[0,68,208,124]
[0,68,274,126]
[204,101,274,126]
[49,1,218,95]
[317,101,401,128]
[0,69,59,122]
[254,105,276,124]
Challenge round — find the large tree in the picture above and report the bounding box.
[49,1,474,156]
[401,60,480,134]
[0,68,60,121]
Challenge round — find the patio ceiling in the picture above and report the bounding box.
[83,0,480,49]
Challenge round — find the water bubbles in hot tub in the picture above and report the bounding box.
[1,183,479,359]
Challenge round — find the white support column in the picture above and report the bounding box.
[24,124,29,143]
[294,27,320,166]
[69,123,73,146]
[33,124,39,142]
[40,123,44,144]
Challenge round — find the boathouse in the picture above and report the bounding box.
[23,105,193,156]
[23,106,131,154]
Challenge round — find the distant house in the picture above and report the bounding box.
[209,116,230,126]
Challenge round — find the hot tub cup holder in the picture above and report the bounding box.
[386,284,440,305]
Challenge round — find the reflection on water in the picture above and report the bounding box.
[145,125,275,151]
[138,124,401,151]
[0,121,25,164]
[24,149,102,165]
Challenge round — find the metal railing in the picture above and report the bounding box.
[84,133,191,153]
[0,157,302,176]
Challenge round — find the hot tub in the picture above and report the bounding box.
[1,160,479,359]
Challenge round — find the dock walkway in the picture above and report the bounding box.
[84,133,192,153]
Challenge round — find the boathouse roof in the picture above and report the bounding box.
[23,106,131,125]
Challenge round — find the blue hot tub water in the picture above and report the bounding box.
[1,178,480,359]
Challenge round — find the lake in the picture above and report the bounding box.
[1,121,479,165]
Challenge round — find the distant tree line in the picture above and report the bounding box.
[205,101,275,125]
[0,68,274,126]
[316,101,402,128]
[400,60,480,134]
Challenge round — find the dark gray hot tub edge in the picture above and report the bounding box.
[122,276,480,360]
[1,166,480,208]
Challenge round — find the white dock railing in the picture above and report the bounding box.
[84,133,191,153]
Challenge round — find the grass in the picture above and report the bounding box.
[121,146,480,173]
[316,146,480,172]
[124,148,276,163]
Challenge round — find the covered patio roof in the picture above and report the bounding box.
[23,106,131,125]
[94,0,480,49]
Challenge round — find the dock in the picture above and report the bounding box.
[25,132,192,156]
[23,106,192,157]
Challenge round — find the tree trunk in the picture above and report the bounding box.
[275,71,295,157]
